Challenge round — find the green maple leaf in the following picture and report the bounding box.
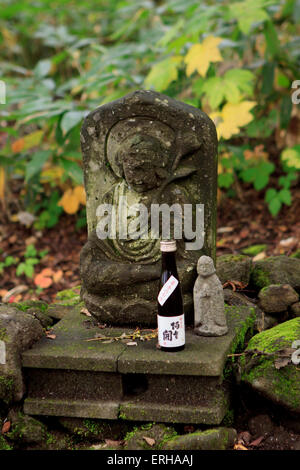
[203,69,255,109]
[228,0,270,34]
[144,56,182,92]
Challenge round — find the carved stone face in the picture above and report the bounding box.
[197,255,216,277]
[117,134,169,193]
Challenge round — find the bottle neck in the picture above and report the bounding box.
[161,250,177,272]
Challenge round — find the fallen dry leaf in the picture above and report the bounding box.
[81,307,92,317]
[274,356,291,369]
[53,269,63,283]
[253,251,266,262]
[45,330,56,340]
[143,436,155,447]
[105,439,122,447]
[1,420,11,434]
[34,272,53,288]
[0,289,8,299]
[249,435,265,447]
[126,341,138,346]
[234,443,248,450]
[46,334,56,340]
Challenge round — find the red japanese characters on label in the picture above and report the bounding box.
[157,275,179,306]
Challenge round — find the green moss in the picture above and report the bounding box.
[13,300,48,313]
[55,286,81,306]
[221,408,235,427]
[251,265,271,289]
[218,254,248,263]
[124,425,140,443]
[0,375,14,404]
[81,419,105,436]
[242,245,267,256]
[0,327,7,341]
[290,250,300,259]
[247,318,300,354]
[223,306,256,379]
[241,318,300,411]
[0,435,13,450]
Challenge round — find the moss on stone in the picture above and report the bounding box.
[0,435,13,450]
[124,423,176,450]
[251,265,271,290]
[291,250,300,259]
[12,300,48,313]
[55,286,81,306]
[241,318,300,412]
[223,306,256,379]
[0,375,14,404]
[0,327,7,341]
[221,408,235,427]
[246,318,300,354]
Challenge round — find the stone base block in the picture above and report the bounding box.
[22,305,255,425]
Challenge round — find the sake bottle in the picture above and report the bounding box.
[157,239,185,352]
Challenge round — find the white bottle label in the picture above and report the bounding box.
[157,275,179,306]
[157,314,185,348]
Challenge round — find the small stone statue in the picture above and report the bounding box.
[194,255,228,337]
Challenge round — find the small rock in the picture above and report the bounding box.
[124,424,176,450]
[217,254,252,285]
[290,302,300,317]
[162,427,237,450]
[258,284,299,313]
[26,307,53,328]
[251,256,300,292]
[240,318,300,413]
[281,416,300,434]
[0,305,43,403]
[7,414,47,445]
[254,311,278,332]
[223,289,256,308]
[58,417,130,441]
[248,414,274,438]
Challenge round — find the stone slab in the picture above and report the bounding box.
[24,398,119,420]
[22,305,254,425]
[118,306,255,376]
[122,374,223,404]
[22,309,129,372]
[22,305,255,377]
[25,368,123,401]
[119,387,229,425]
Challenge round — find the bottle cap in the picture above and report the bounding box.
[160,240,177,252]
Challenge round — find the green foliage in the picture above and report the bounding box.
[0,0,299,221]
[0,255,18,273]
[242,244,267,256]
[15,244,48,279]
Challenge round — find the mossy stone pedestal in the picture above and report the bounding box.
[22,305,255,425]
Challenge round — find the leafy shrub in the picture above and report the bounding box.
[0,0,299,223]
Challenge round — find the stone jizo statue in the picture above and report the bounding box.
[79,90,218,326]
[194,255,228,337]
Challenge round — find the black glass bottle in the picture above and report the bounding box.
[157,240,185,352]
